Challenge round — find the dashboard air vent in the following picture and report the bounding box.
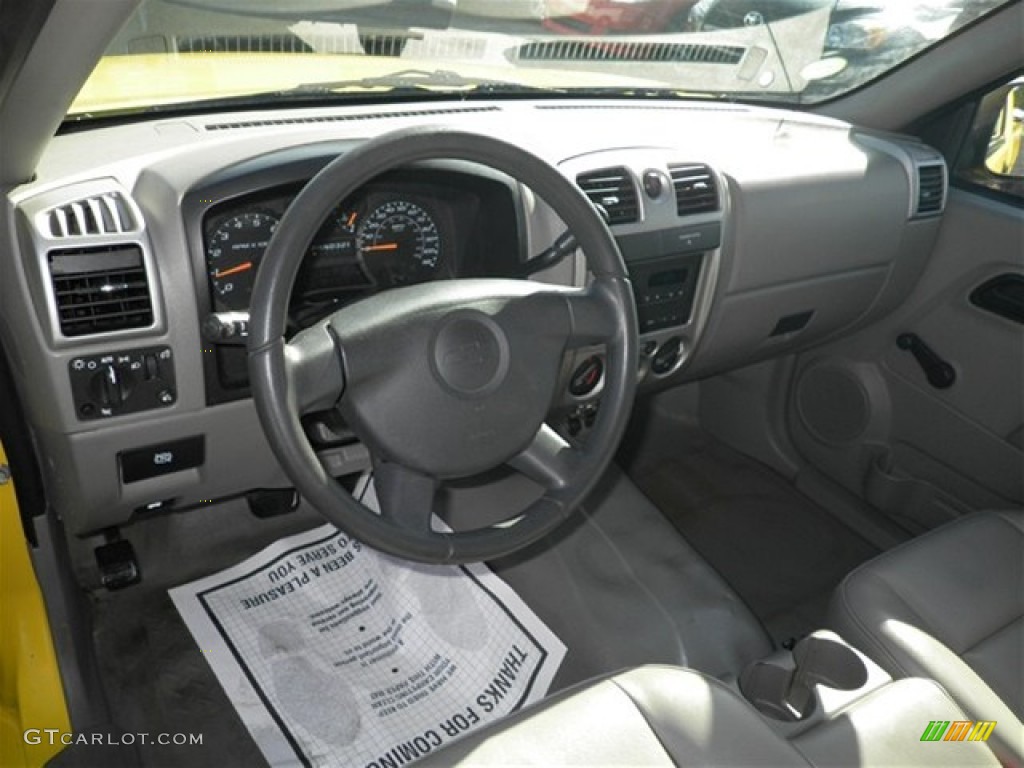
[515,41,745,65]
[48,246,153,337]
[669,163,718,215]
[914,164,945,218]
[46,193,134,238]
[576,167,638,225]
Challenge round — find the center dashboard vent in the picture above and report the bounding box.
[669,163,719,215]
[914,163,946,218]
[576,167,639,225]
[48,245,154,337]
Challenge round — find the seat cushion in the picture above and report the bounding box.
[417,666,812,767]
[829,510,1024,765]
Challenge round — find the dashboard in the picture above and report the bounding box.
[2,100,949,536]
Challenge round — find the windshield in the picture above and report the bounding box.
[69,0,1010,118]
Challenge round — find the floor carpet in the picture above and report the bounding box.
[620,424,880,644]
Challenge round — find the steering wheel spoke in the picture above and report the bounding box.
[284,322,346,414]
[507,423,581,492]
[565,280,624,347]
[373,461,440,535]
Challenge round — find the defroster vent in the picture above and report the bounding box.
[46,193,134,238]
[48,245,153,337]
[669,164,718,215]
[576,167,639,225]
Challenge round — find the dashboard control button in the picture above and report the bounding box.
[651,337,683,375]
[202,312,250,343]
[69,346,176,420]
[643,170,666,199]
[90,363,138,409]
[120,436,204,484]
[569,355,604,397]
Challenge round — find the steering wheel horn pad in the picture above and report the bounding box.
[431,309,509,398]
[326,281,571,479]
[248,126,637,564]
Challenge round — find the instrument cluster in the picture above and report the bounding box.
[203,182,456,319]
[196,167,524,402]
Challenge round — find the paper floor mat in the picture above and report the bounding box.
[170,479,566,767]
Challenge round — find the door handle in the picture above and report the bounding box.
[896,333,956,389]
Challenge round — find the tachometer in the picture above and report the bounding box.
[207,211,278,310]
[356,200,441,285]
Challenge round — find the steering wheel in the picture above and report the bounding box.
[248,126,637,564]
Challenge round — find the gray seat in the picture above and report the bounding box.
[418,666,813,767]
[419,665,999,767]
[830,509,1024,765]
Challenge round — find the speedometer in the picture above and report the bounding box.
[207,211,278,311]
[356,200,441,285]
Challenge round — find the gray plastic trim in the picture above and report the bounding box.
[16,178,164,349]
[854,132,948,220]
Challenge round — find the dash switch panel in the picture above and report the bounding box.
[69,345,176,420]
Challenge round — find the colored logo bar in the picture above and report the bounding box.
[920,721,997,742]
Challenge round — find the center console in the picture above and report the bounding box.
[416,629,998,767]
[731,630,999,766]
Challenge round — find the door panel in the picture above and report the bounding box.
[788,189,1024,532]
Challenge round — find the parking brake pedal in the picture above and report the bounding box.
[95,538,141,590]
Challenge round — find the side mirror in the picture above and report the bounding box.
[985,83,1024,176]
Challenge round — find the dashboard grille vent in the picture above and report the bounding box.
[46,193,134,238]
[204,106,500,131]
[914,164,945,218]
[515,41,744,65]
[669,163,718,215]
[48,246,153,337]
[576,167,638,225]
[176,34,313,54]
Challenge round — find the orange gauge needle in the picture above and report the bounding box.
[362,243,399,252]
[346,212,358,228]
[214,261,253,278]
